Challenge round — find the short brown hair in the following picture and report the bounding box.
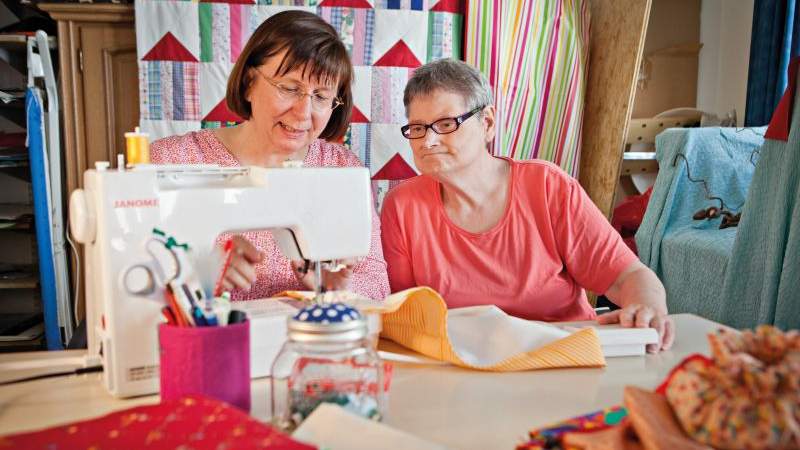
[226,10,353,141]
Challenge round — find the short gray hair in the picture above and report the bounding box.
[403,58,494,117]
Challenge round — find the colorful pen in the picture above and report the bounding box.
[213,239,235,298]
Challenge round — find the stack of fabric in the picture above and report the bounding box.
[519,326,800,450]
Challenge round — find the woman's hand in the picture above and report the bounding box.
[219,235,264,292]
[291,259,358,292]
[596,304,675,353]
[603,261,673,353]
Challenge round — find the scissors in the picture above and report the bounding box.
[122,229,217,326]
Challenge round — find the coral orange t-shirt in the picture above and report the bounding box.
[380,158,638,321]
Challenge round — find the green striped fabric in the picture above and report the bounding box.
[465,0,589,177]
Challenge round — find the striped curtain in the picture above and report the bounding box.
[465,0,590,177]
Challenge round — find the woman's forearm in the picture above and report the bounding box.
[605,262,667,314]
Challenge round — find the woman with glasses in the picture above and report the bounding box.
[150,11,389,300]
[381,59,674,352]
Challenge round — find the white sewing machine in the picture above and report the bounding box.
[69,162,372,397]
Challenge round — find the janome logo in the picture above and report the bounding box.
[113,199,159,208]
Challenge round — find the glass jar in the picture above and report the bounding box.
[270,302,385,432]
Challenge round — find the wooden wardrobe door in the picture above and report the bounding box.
[39,3,138,195]
[80,25,138,172]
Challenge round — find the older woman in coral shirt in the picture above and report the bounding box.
[381,59,673,351]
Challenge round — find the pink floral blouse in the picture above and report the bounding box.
[150,130,390,300]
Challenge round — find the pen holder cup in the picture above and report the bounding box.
[158,321,251,412]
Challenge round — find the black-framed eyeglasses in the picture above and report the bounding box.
[400,106,485,139]
[254,66,343,112]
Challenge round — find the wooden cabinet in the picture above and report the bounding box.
[38,3,138,322]
[38,3,138,196]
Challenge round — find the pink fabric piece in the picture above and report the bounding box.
[150,130,390,300]
[229,4,242,62]
[143,32,199,62]
[352,10,367,66]
[183,63,200,120]
[372,40,422,68]
[381,158,638,322]
[159,322,251,412]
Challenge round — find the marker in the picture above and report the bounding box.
[228,310,247,325]
[213,239,235,298]
[213,295,232,326]
[165,286,190,327]
[161,306,177,326]
[168,282,196,327]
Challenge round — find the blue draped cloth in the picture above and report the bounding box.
[636,127,766,325]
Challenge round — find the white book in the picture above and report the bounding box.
[555,321,660,357]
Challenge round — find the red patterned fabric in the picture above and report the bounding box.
[150,130,390,301]
[372,154,417,180]
[611,186,653,255]
[351,107,370,124]
[372,41,422,68]
[0,395,315,450]
[203,100,244,123]
[765,57,799,142]
[142,32,199,62]
[431,0,462,13]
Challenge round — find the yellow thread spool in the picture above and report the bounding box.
[124,127,150,165]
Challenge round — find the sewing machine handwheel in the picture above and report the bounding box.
[124,265,156,296]
[69,189,96,243]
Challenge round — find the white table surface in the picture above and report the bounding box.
[0,313,724,449]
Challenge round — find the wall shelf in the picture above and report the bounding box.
[0,34,56,49]
[0,277,38,290]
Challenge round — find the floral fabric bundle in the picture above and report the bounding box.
[663,326,800,449]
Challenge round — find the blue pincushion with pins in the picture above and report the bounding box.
[277,301,383,428]
[293,303,362,324]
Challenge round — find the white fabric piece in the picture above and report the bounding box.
[372,9,428,64]
[352,65,372,121]
[249,5,316,34]
[446,306,570,366]
[445,306,661,365]
[369,122,417,176]
[294,403,447,450]
[135,0,199,60]
[199,61,234,118]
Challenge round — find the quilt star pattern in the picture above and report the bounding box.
[135,0,464,204]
